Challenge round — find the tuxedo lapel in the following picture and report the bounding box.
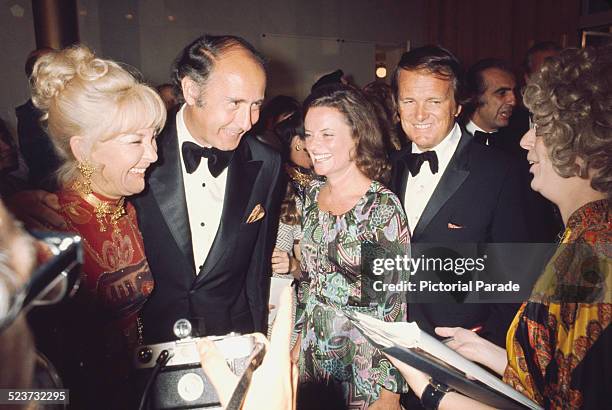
[391,148,410,207]
[196,140,262,284]
[149,117,195,271]
[412,130,472,240]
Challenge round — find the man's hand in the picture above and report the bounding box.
[6,190,65,230]
[198,286,298,410]
[271,248,290,274]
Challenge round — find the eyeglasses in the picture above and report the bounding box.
[528,113,536,130]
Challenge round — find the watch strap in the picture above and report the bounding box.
[420,380,451,410]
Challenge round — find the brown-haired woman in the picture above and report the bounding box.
[295,84,409,409]
[363,81,403,153]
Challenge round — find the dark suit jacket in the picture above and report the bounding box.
[15,99,61,190]
[462,115,563,242]
[390,127,528,347]
[132,111,283,343]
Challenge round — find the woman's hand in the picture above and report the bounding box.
[385,332,504,410]
[383,354,497,410]
[198,286,298,410]
[435,327,507,376]
[271,248,290,274]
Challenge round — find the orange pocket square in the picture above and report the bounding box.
[246,204,265,223]
[447,222,464,229]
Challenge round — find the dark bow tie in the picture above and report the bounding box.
[181,141,234,177]
[473,130,498,146]
[404,150,439,176]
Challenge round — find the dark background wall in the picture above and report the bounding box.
[1,0,428,130]
[2,0,609,132]
[426,0,582,73]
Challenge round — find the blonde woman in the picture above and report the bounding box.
[30,45,166,408]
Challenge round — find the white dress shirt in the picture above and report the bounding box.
[466,120,496,145]
[176,104,227,272]
[403,123,462,231]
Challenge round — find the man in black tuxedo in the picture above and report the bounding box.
[463,58,561,242]
[462,59,523,156]
[390,46,528,348]
[132,35,283,343]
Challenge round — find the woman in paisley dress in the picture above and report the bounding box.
[389,45,611,410]
[296,84,409,410]
[30,44,166,408]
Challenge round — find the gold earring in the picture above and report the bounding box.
[73,161,95,195]
[295,144,302,151]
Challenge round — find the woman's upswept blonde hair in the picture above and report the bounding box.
[524,45,611,197]
[31,45,166,187]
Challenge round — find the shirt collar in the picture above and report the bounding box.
[466,120,497,135]
[176,103,211,148]
[411,122,461,155]
[409,123,461,174]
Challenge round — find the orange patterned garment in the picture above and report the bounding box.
[503,200,611,409]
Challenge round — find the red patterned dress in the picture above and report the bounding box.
[503,199,611,409]
[56,189,154,407]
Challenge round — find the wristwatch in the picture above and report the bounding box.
[420,379,453,410]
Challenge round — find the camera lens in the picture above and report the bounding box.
[173,319,193,339]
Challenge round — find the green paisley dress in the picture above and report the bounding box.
[296,179,410,408]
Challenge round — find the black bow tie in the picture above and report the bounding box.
[473,130,498,146]
[404,150,439,176]
[181,141,234,177]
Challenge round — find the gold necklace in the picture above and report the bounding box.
[82,193,126,233]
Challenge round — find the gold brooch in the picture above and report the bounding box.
[285,164,313,189]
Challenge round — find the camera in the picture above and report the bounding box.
[134,319,257,409]
[0,231,82,331]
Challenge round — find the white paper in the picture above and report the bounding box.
[350,312,543,410]
[268,276,293,324]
